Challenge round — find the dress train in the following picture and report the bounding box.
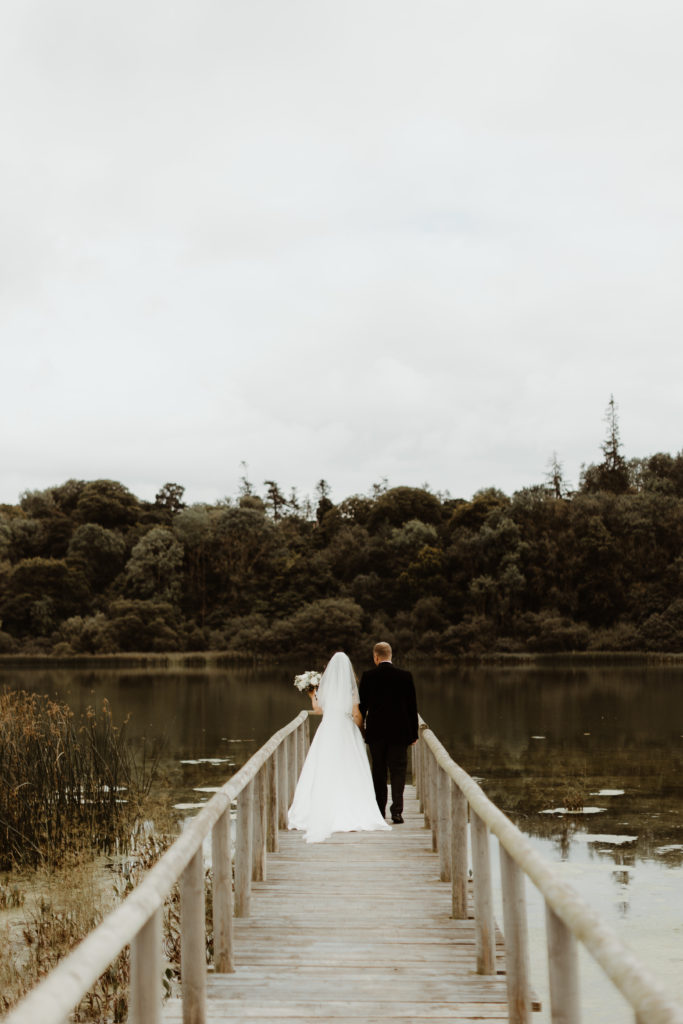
[288,710,391,844]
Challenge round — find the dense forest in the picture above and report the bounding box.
[1,405,683,658]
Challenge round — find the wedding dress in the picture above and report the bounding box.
[288,652,391,843]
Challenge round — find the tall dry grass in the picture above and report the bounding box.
[0,691,217,1022]
[0,831,214,1022]
[0,691,156,869]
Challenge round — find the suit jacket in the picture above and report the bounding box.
[358,662,418,747]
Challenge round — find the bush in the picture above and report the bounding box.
[107,600,182,652]
[638,599,683,652]
[0,631,17,654]
[587,622,639,651]
[441,616,497,654]
[525,614,590,653]
[58,613,117,654]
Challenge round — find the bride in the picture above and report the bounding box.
[288,651,391,843]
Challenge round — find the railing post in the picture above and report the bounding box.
[471,809,496,975]
[451,782,468,919]
[429,751,438,851]
[546,903,581,1024]
[267,751,279,852]
[234,779,254,917]
[420,737,429,822]
[129,907,162,1024]
[438,766,452,882]
[415,736,422,807]
[500,844,532,1024]
[180,848,206,1024]
[211,805,234,973]
[287,730,298,804]
[277,739,288,829]
[252,765,267,882]
[297,721,306,778]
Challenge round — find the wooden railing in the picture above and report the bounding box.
[416,717,683,1024]
[2,710,310,1024]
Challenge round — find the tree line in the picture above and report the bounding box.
[1,406,683,658]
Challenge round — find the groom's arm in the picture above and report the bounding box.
[404,671,419,744]
[358,671,369,723]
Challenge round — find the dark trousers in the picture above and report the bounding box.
[369,741,408,817]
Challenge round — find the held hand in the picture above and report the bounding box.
[308,687,323,715]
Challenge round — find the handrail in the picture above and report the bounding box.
[2,710,309,1024]
[418,716,683,1024]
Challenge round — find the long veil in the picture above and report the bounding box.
[315,651,360,714]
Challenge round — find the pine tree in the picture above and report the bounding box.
[545,452,567,498]
[594,395,630,492]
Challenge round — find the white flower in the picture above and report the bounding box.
[293,670,322,692]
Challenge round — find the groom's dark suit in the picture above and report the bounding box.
[358,661,418,819]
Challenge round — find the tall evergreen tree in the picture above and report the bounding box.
[582,395,631,493]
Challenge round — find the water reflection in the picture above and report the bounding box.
[2,659,683,863]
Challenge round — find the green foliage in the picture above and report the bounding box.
[124,527,184,602]
[367,486,442,531]
[154,482,186,516]
[107,600,183,652]
[0,557,89,636]
[68,524,126,589]
[3,442,683,656]
[270,597,365,655]
[639,599,683,652]
[76,480,140,529]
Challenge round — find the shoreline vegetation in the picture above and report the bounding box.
[2,650,683,669]
[0,692,174,1021]
[2,405,683,659]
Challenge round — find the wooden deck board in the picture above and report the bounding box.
[162,786,513,1023]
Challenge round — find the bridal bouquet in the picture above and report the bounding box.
[294,670,321,693]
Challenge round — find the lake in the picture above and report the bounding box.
[1,658,682,1020]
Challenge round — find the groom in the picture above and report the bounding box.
[359,642,418,824]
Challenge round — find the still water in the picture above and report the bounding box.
[2,659,682,1019]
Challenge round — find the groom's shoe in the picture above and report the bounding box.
[391,813,404,824]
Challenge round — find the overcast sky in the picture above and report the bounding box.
[1,1,681,508]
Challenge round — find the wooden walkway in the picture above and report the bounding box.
[163,785,510,1023]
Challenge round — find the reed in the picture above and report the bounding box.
[0,690,157,869]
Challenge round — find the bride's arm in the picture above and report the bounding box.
[352,703,363,728]
[308,688,323,715]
